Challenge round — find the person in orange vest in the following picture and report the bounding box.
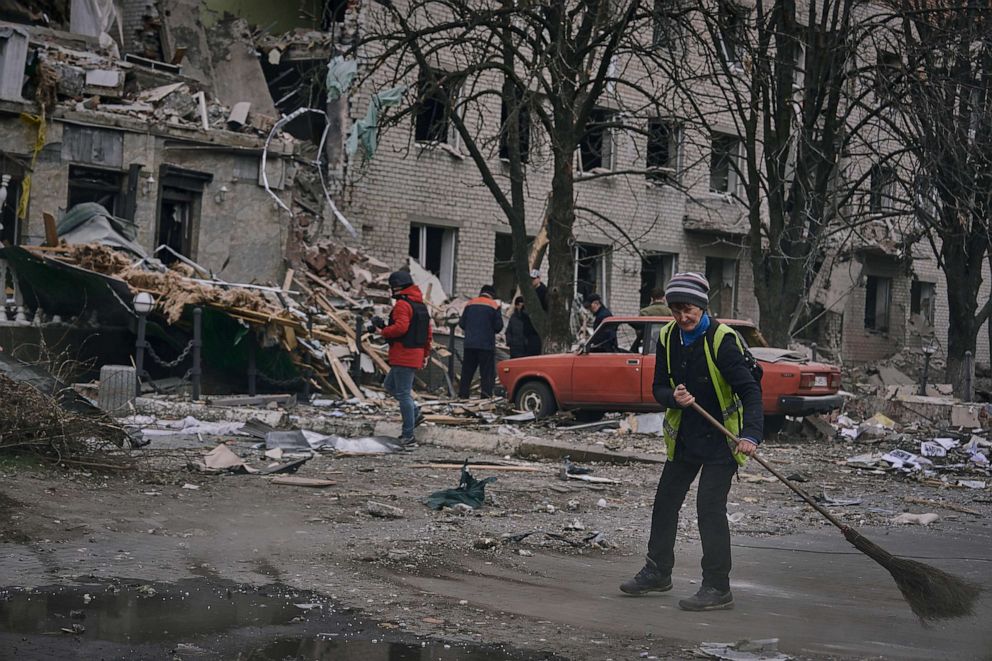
[458,285,503,398]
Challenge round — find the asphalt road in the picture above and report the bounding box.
[392,525,992,660]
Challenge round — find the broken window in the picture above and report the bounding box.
[155,166,212,265]
[640,252,678,307]
[0,168,21,245]
[652,0,675,48]
[0,25,28,101]
[409,223,457,293]
[716,2,747,70]
[875,51,903,102]
[646,119,680,183]
[911,280,936,327]
[575,243,607,300]
[67,165,126,216]
[705,257,737,318]
[321,0,348,27]
[864,275,892,332]
[578,108,616,172]
[869,164,898,214]
[414,69,461,145]
[709,132,741,193]
[261,60,328,143]
[499,89,530,163]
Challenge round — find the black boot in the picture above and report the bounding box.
[678,586,733,611]
[619,561,672,595]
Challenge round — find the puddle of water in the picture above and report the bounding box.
[0,579,310,642]
[0,581,563,661]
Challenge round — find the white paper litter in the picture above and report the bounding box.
[141,416,247,437]
[920,441,946,458]
[891,512,939,525]
[699,638,791,661]
[958,480,987,489]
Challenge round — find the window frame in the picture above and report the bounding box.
[709,132,742,194]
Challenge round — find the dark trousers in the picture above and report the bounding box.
[646,459,737,592]
[459,348,495,398]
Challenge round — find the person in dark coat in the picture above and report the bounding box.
[506,296,541,358]
[530,269,548,311]
[458,285,503,398]
[619,272,762,611]
[584,293,618,352]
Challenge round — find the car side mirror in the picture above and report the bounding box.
[577,342,588,355]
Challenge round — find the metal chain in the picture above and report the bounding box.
[146,339,195,368]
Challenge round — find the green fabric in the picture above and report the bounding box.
[661,321,748,466]
[346,85,408,157]
[58,202,138,240]
[325,56,357,101]
[640,301,672,316]
[425,460,497,510]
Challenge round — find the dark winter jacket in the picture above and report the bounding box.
[459,295,504,350]
[588,305,618,352]
[652,318,763,464]
[506,310,541,358]
[381,284,433,369]
[534,283,548,311]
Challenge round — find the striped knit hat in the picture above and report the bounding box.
[665,272,710,309]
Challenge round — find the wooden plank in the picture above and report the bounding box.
[328,351,365,401]
[904,496,982,516]
[42,212,59,247]
[283,325,298,351]
[303,269,361,307]
[282,268,295,293]
[411,463,545,473]
[315,293,356,339]
[270,476,336,487]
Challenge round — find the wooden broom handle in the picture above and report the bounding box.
[688,401,848,531]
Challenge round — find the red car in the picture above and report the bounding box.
[498,316,842,430]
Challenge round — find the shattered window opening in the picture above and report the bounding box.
[575,243,607,300]
[709,132,740,193]
[705,256,737,318]
[67,165,125,217]
[640,252,678,307]
[869,164,898,214]
[911,280,936,327]
[716,2,747,70]
[864,275,892,333]
[414,69,461,145]
[646,119,680,183]
[409,223,457,293]
[578,107,616,172]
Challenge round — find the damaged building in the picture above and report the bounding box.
[0,0,988,376]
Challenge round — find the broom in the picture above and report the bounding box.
[690,401,981,621]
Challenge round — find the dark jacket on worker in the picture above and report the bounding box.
[381,284,433,369]
[652,316,763,464]
[588,304,618,352]
[506,309,541,357]
[459,295,503,351]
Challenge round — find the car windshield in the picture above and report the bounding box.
[586,321,645,353]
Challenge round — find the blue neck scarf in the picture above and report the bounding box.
[679,312,711,346]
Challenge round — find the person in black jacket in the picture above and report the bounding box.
[584,293,618,352]
[506,296,541,358]
[458,285,503,398]
[619,272,762,611]
[530,270,548,311]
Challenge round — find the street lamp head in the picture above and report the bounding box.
[445,311,460,328]
[922,336,938,355]
[134,292,155,316]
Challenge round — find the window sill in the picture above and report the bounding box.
[575,167,615,181]
[416,141,465,160]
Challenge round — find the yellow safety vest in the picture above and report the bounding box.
[660,320,749,466]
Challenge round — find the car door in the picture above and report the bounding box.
[570,321,643,405]
[640,322,661,406]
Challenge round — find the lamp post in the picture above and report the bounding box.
[919,336,937,396]
[133,292,155,396]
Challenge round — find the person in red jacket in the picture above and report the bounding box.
[372,271,433,444]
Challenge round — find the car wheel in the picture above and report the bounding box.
[515,381,558,418]
[764,415,785,436]
[573,410,605,423]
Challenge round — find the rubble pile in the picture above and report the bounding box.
[0,372,131,468]
[301,242,393,305]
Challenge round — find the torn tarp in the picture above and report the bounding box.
[346,85,407,158]
[58,203,147,258]
[426,460,497,510]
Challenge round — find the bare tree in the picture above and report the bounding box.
[863,0,992,394]
[651,0,883,346]
[356,0,716,350]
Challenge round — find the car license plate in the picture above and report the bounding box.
[814,375,828,387]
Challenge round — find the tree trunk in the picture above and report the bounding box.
[942,234,983,395]
[543,149,577,353]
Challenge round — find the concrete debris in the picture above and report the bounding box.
[698,638,791,661]
[367,501,404,519]
[891,512,940,525]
